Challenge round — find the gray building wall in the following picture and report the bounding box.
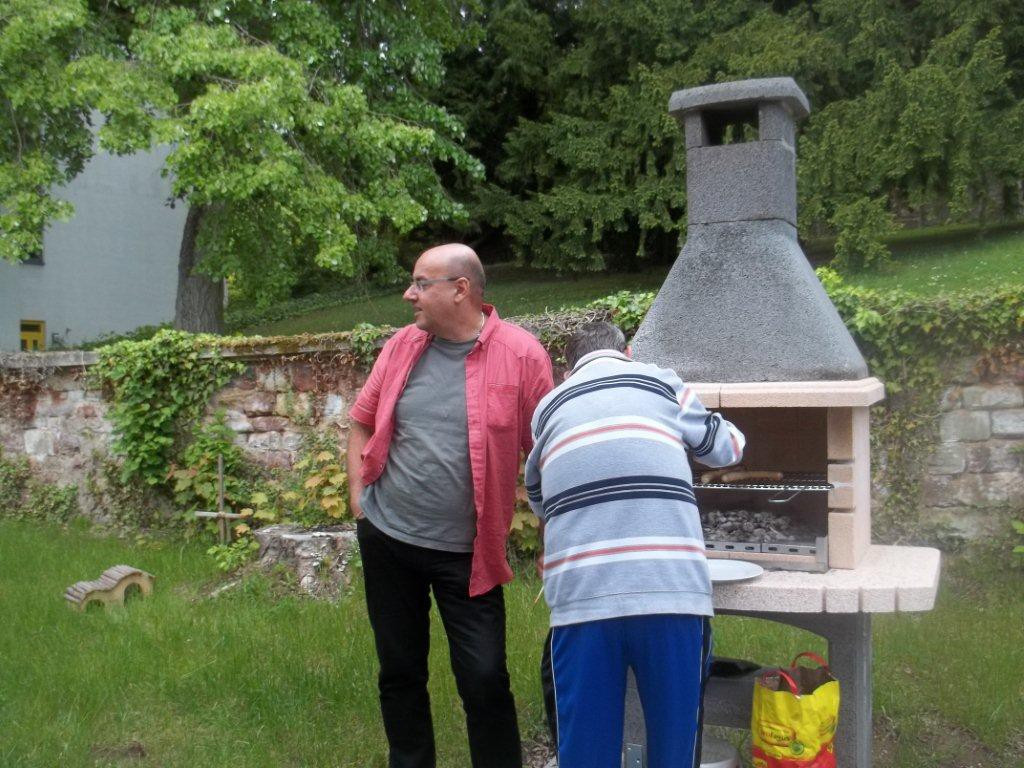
[0,141,186,350]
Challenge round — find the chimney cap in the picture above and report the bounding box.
[669,77,810,121]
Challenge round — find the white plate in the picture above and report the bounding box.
[708,559,764,583]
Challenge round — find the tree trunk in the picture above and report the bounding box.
[174,205,224,333]
[253,524,358,598]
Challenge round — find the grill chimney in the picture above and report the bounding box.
[632,78,868,382]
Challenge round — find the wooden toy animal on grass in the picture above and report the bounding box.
[65,565,155,610]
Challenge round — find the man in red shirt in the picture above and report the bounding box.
[347,243,553,768]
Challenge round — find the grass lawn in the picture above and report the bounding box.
[848,228,1024,296]
[2,519,1022,767]
[240,227,1024,336]
[0,520,551,768]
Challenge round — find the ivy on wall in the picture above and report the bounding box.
[817,270,1024,394]
[348,323,395,367]
[819,269,1024,539]
[86,330,355,570]
[90,329,244,486]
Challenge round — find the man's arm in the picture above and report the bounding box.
[670,376,745,468]
[519,352,554,457]
[345,332,399,519]
[347,418,373,519]
[524,421,546,576]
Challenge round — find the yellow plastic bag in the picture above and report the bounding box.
[751,651,839,768]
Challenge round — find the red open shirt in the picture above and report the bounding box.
[349,305,554,596]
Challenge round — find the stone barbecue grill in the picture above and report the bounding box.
[631,77,884,572]
[621,77,939,768]
[618,78,937,768]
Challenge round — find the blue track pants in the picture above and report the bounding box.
[551,614,712,768]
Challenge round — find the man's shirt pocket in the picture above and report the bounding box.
[487,383,519,433]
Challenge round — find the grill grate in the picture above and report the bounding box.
[694,472,831,493]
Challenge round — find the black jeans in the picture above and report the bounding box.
[356,517,521,768]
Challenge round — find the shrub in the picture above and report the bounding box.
[86,456,172,530]
[24,483,79,524]
[0,451,31,514]
[585,290,656,336]
[170,415,250,518]
[207,537,260,573]
[1,450,79,524]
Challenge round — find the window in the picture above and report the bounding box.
[20,320,45,351]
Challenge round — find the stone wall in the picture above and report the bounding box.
[0,346,364,515]
[2,347,1021,536]
[923,358,1024,534]
[1,361,112,485]
[209,356,363,470]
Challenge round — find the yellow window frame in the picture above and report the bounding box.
[20,320,46,351]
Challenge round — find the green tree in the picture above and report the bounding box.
[438,0,567,257]
[1,0,94,264]
[444,0,1024,273]
[2,0,482,330]
[453,0,842,271]
[800,3,1024,268]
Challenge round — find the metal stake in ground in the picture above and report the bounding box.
[194,455,243,545]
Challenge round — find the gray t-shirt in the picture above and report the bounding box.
[360,336,477,551]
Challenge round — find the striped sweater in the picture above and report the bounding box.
[525,350,745,627]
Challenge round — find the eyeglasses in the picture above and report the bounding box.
[408,276,462,292]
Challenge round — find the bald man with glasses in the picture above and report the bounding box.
[347,244,554,768]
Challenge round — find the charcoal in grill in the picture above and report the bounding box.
[700,508,817,544]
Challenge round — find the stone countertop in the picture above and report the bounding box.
[688,377,886,408]
[712,545,940,614]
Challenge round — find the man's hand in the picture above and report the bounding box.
[350,497,365,520]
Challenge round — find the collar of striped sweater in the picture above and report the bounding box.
[571,349,631,373]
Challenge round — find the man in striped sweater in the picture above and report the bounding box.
[525,321,745,768]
